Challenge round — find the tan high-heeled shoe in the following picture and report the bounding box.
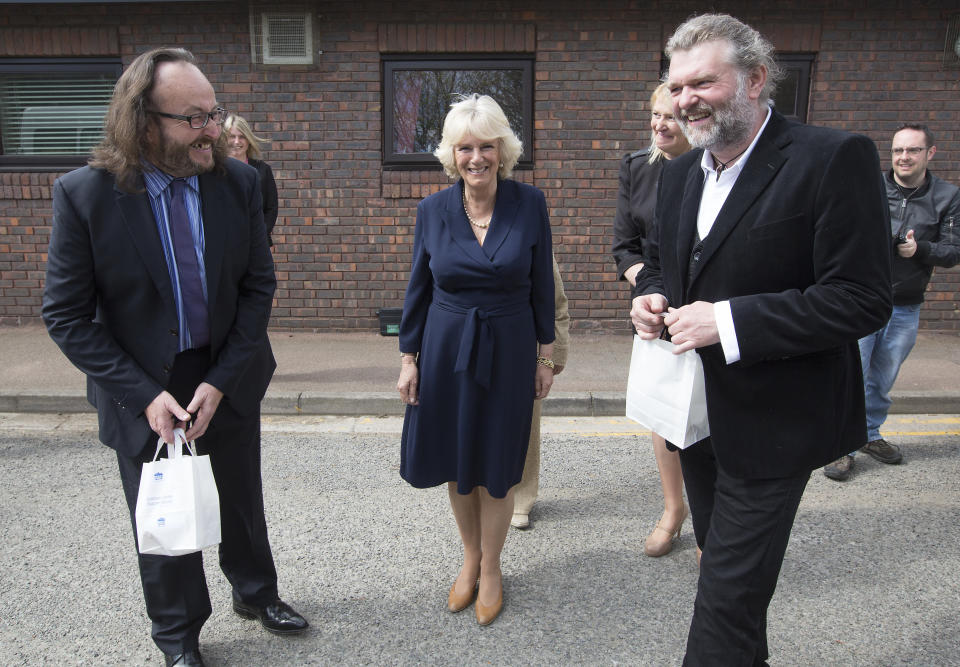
[447,580,478,613]
[475,586,503,626]
[644,506,689,557]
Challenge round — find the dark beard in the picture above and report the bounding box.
[149,130,227,177]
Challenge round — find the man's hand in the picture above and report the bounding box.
[145,391,192,444]
[631,293,669,339]
[665,301,721,354]
[897,229,917,258]
[184,382,223,441]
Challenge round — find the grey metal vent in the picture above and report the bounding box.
[250,10,313,65]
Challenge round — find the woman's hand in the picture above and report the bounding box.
[535,363,554,400]
[397,357,419,406]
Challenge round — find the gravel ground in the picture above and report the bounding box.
[1,416,958,666]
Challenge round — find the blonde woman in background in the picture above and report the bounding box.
[224,114,279,247]
[612,82,693,559]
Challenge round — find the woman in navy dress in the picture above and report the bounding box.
[396,94,555,626]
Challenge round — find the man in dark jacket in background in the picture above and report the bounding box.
[825,123,960,481]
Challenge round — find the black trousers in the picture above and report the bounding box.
[679,438,810,667]
[116,348,278,654]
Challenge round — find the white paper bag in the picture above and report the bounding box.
[625,336,710,448]
[135,428,221,556]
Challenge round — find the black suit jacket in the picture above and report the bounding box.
[43,159,276,457]
[612,148,662,278]
[636,111,892,478]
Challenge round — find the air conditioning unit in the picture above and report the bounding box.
[261,12,313,65]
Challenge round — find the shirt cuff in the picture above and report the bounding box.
[714,300,740,364]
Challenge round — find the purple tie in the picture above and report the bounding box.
[168,179,209,347]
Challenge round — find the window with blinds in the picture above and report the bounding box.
[0,58,120,168]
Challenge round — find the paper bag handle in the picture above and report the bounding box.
[151,428,199,461]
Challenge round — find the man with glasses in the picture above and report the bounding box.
[43,47,307,666]
[824,124,960,481]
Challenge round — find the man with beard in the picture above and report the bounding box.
[43,48,307,666]
[632,14,891,665]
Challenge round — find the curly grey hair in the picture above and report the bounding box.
[665,13,784,105]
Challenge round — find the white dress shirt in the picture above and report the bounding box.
[698,107,772,364]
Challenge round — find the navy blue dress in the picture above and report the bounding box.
[399,179,555,498]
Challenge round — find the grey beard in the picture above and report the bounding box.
[679,78,757,154]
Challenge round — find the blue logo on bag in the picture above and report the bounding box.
[157,517,165,527]
[154,472,163,481]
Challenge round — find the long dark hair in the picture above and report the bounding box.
[89,47,202,192]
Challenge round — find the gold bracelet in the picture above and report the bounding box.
[536,356,555,369]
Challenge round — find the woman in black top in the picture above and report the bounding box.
[612,82,693,559]
[225,114,279,247]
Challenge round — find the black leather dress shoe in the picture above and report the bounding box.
[233,599,309,635]
[164,649,204,666]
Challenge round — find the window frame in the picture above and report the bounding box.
[382,55,534,170]
[774,53,814,123]
[0,57,122,172]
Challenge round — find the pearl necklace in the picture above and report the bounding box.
[463,192,492,229]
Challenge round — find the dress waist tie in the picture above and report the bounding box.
[433,296,528,390]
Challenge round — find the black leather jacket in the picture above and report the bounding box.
[886,169,960,305]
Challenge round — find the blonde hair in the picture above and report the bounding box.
[646,82,691,164]
[223,113,269,161]
[433,94,523,180]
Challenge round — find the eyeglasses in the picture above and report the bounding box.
[149,107,227,129]
[892,147,926,157]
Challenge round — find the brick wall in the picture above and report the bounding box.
[1,1,959,330]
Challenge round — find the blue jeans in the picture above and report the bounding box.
[857,304,921,447]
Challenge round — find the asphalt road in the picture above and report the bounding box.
[1,415,958,666]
